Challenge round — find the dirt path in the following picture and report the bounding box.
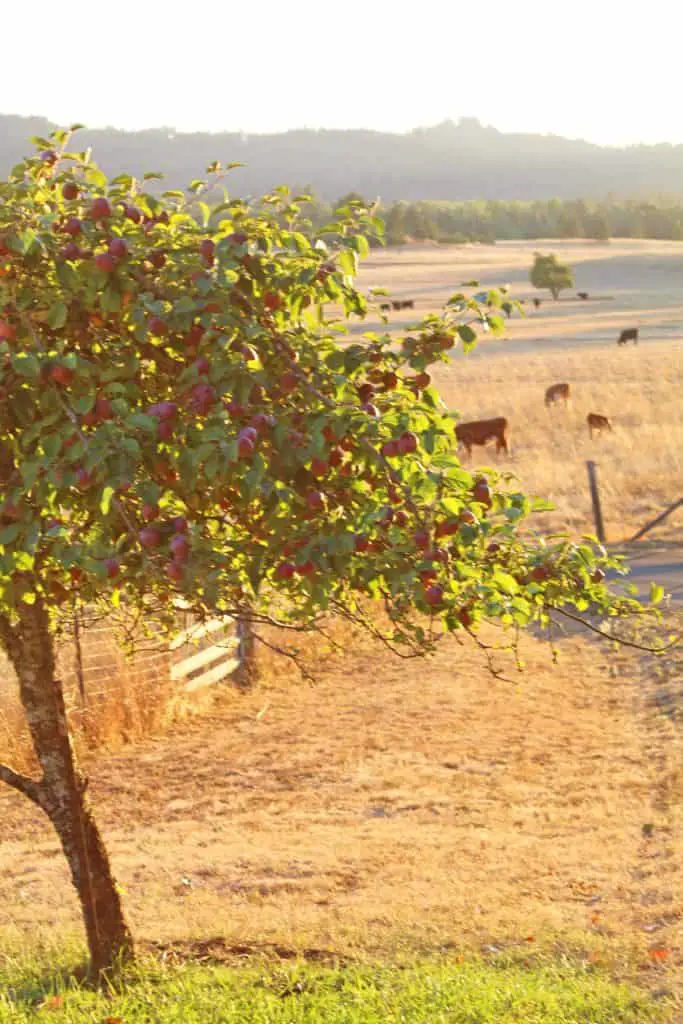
[0,628,680,992]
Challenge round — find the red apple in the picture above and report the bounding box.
[142,503,159,522]
[194,356,210,375]
[264,291,282,311]
[382,372,398,390]
[62,181,79,201]
[108,237,128,262]
[414,372,431,390]
[354,534,370,553]
[414,528,430,549]
[306,490,325,512]
[148,316,168,337]
[0,320,15,341]
[591,568,605,584]
[61,241,82,261]
[424,584,444,607]
[166,561,184,581]
[296,560,315,576]
[170,534,190,562]
[124,205,142,224]
[382,439,400,458]
[62,216,82,237]
[95,397,114,420]
[199,239,215,265]
[149,249,167,269]
[90,197,112,221]
[104,558,120,579]
[280,371,298,393]
[75,468,92,489]
[238,435,255,459]
[95,252,116,273]
[311,457,328,478]
[172,516,188,533]
[398,431,418,454]
[275,561,296,580]
[139,526,162,548]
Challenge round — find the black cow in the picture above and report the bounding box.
[617,328,638,345]
[533,298,542,309]
[379,303,391,312]
[577,292,589,300]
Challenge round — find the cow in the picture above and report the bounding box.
[587,413,613,439]
[544,382,571,408]
[455,417,510,458]
[577,291,589,300]
[617,327,638,345]
[390,300,402,311]
[400,299,415,310]
[379,303,391,312]
[533,297,542,308]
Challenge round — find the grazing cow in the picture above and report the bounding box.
[617,327,638,345]
[533,297,542,308]
[577,291,589,300]
[390,300,402,311]
[544,382,571,408]
[587,413,613,439]
[455,417,510,458]
[379,303,391,312]
[400,299,415,310]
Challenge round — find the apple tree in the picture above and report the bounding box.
[0,130,638,977]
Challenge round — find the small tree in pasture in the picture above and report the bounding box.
[530,252,575,299]
[0,130,638,979]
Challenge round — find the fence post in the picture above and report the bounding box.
[586,460,606,544]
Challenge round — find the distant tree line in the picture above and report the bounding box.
[299,193,683,246]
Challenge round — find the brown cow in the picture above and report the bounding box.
[456,417,510,458]
[390,300,402,311]
[400,299,415,310]
[617,327,638,345]
[533,297,542,308]
[577,291,589,300]
[379,303,391,312]
[587,413,613,439]
[545,382,571,408]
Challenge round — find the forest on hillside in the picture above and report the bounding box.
[3,113,683,202]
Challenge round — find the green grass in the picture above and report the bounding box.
[0,953,662,1023]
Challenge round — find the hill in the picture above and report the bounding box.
[3,114,683,201]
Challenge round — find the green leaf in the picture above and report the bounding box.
[47,302,68,330]
[649,582,665,605]
[457,324,477,345]
[0,523,20,545]
[492,570,519,595]
[338,250,357,279]
[12,354,40,379]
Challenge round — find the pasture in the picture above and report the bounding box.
[1,238,682,1019]
[357,239,683,540]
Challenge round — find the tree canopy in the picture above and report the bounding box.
[529,252,575,299]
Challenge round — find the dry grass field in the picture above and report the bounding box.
[356,239,683,541]
[1,240,682,1012]
[0,622,681,993]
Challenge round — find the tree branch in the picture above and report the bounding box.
[0,762,44,808]
[548,606,680,653]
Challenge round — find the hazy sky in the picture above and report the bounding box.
[6,0,680,146]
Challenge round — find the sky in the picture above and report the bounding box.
[5,0,682,146]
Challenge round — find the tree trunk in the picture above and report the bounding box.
[0,599,133,977]
[551,287,559,300]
